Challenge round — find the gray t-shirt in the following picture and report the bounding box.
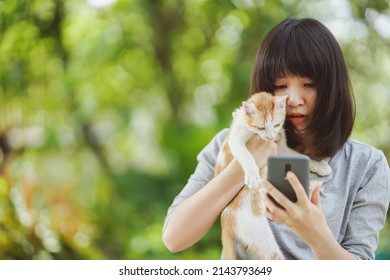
[163,129,390,259]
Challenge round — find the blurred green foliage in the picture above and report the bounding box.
[0,0,389,260]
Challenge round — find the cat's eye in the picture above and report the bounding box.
[257,126,266,131]
[274,123,282,128]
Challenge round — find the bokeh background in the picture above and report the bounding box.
[0,0,389,260]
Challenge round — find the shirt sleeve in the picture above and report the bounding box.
[162,129,228,232]
[341,151,390,259]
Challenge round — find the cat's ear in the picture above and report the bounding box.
[242,101,257,116]
[274,95,288,110]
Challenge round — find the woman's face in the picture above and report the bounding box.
[273,75,317,133]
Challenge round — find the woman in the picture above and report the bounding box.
[162,18,390,259]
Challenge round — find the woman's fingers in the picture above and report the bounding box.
[264,171,313,214]
[263,179,293,211]
[309,181,322,206]
[265,193,286,224]
[246,137,278,168]
[284,171,308,203]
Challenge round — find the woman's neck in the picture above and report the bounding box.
[295,132,317,159]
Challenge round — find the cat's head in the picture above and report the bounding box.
[243,92,287,141]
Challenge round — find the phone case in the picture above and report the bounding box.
[267,155,310,208]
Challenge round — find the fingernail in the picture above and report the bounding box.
[284,172,292,181]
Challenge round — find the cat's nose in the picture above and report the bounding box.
[266,134,276,141]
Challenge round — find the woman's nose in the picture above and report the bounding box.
[286,87,304,107]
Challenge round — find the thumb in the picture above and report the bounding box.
[309,181,322,206]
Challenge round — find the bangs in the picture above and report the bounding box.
[263,24,323,83]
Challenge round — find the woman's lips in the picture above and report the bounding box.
[287,115,306,126]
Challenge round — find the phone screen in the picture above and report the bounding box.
[267,155,310,208]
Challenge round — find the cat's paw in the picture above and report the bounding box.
[245,172,261,189]
[310,160,332,177]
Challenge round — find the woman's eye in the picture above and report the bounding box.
[274,85,287,89]
[304,83,315,88]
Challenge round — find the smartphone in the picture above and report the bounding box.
[267,155,310,208]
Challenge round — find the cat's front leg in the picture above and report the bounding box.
[236,152,261,189]
[229,136,260,189]
[244,164,261,189]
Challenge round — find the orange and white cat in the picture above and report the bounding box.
[215,92,331,259]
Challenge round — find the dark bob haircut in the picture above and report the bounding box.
[250,18,355,159]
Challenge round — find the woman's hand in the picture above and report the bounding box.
[163,135,279,253]
[246,136,278,169]
[263,171,331,249]
[263,171,357,260]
